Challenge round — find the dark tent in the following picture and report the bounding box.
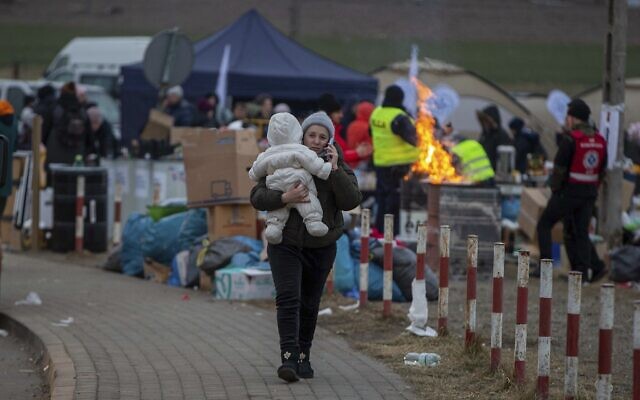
[120,9,378,144]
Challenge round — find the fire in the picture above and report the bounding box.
[409,78,462,184]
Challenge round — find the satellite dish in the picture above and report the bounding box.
[546,89,571,126]
[143,28,194,90]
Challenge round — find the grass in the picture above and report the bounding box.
[2,22,639,94]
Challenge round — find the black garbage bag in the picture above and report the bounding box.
[102,244,122,273]
[610,246,640,282]
[188,236,252,277]
[371,246,439,301]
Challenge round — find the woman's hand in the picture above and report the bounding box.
[325,144,339,170]
[281,182,310,203]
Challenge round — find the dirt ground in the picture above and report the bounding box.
[252,260,640,399]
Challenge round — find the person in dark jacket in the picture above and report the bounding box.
[34,84,57,146]
[477,104,513,170]
[535,99,607,283]
[86,106,119,161]
[370,85,419,234]
[250,112,361,383]
[162,85,194,127]
[0,100,17,216]
[44,82,90,182]
[193,93,220,128]
[508,117,547,174]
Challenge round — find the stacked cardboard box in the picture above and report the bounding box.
[517,187,563,243]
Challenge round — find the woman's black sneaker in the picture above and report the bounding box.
[277,351,299,383]
[298,352,314,379]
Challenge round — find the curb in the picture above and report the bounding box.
[0,312,77,399]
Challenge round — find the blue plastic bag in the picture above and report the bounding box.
[334,234,356,293]
[177,209,208,251]
[121,213,153,276]
[141,211,188,266]
[351,238,405,302]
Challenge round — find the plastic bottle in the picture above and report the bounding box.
[403,352,441,367]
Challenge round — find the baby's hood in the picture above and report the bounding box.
[267,112,303,146]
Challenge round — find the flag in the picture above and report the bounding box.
[404,44,419,117]
[215,44,231,112]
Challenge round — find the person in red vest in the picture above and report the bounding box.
[535,99,607,283]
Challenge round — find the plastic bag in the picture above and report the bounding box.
[121,213,153,276]
[141,211,188,266]
[610,246,640,282]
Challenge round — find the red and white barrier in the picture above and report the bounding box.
[383,214,393,318]
[113,182,123,246]
[438,225,450,335]
[359,209,370,307]
[75,175,85,253]
[565,271,582,400]
[514,250,530,386]
[490,242,504,372]
[634,300,640,400]
[465,235,478,349]
[596,283,615,400]
[537,259,553,399]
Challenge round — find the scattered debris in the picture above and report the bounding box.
[15,292,42,306]
[51,317,74,327]
[338,302,359,311]
[318,307,333,316]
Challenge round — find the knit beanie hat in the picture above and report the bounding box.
[167,85,184,98]
[267,112,303,146]
[567,99,590,122]
[301,111,335,139]
[382,85,404,108]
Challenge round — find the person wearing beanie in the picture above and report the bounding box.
[250,111,361,383]
[0,100,17,216]
[162,85,194,127]
[193,93,219,128]
[534,98,607,283]
[345,101,374,166]
[369,84,420,234]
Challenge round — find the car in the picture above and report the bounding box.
[0,79,121,140]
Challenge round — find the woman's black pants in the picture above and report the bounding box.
[267,242,336,355]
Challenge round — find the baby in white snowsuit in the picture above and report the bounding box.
[249,112,332,244]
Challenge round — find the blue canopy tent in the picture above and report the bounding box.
[120,9,378,144]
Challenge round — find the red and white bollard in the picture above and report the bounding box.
[596,283,615,400]
[537,258,553,399]
[416,224,427,284]
[113,182,123,246]
[438,225,450,335]
[75,175,85,253]
[634,300,640,400]
[514,250,530,386]
[382,214,393,318]
[490,242,504,372]
[359,209,370,307]
[565,271,582,400]
[465,234,478,349]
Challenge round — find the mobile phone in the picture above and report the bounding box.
[320,137,334,161]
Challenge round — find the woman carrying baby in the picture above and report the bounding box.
[250,111,362,382]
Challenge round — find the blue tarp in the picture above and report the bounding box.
[120,9,378,144]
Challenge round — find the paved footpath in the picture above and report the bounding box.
[0,252,415,400]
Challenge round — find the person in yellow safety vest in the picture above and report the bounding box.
[451,139,495,185]
[370,85,419,234]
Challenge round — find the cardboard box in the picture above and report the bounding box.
[207,204,257,240]
[182,129,258,207]
[199,271,213,292]
[214,267,275,300]
[140,109,174,141]
[170,127,210,146]
[0,219,22,251]
[517,187,563,243]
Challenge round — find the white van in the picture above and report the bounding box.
[44,37,151,98]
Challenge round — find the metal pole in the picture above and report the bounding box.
[514,250,530,386]
[565,271,583,400]
[359,209,370,307]
[438,225,450,335]
[383,214,393,317]
[465,235,478,350]
[537,259,554,399]
[490,242,504,372]
[599,0,627,248]
[596,283,615,400]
